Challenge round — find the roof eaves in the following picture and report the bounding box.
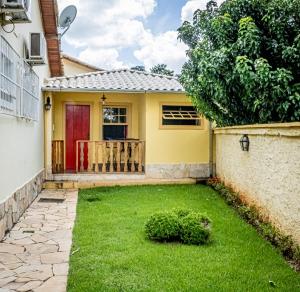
[42,87,185,94]
[39,0,63,77]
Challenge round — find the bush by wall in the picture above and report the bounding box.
[207,178,300,271]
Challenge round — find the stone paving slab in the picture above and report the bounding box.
[0,190,78,292]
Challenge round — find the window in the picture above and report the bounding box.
[0,36,40,121]
[161,105,201,127]
[103,106,128,140]
[0,36,22,116]
[103,106,127,124]
[22,61,39,120]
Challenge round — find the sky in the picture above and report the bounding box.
[57,0,222,73]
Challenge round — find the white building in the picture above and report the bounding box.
[0,0,62,239]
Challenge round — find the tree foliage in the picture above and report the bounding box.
[150,64,174,76]
[131,65,146,71]
[178,0,300,126]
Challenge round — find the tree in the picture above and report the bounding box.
[178,0,300,126]
[150,64,174,76]
[131,65,146,72]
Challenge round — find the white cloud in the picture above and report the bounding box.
[134,31,188,72]
[181,0,224,22]
[79,48,126,69]
[57,0,190,73]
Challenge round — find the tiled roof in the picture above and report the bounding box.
[43,69,184,93]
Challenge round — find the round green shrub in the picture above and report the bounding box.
[145,212,180,242]
[172,208,192,218]
[180,213,211,245]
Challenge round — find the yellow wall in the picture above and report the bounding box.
[50,91,210,166]
[52,92,143,142]
[62,58,99,76]
[145,93,209,164]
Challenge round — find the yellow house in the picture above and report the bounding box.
[43,69,212,182]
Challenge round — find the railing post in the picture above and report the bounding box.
[116,142,121,172]
[138,142,143,173]
[95,142,99,172]
[102,142,106,173]
[131,142,136,172]
[80,141,84,172]
[60,141,64,172]
[124,142,128,172]
[109,142,114,173]
[87,142,92,172]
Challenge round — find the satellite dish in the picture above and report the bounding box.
[58,5,77,38]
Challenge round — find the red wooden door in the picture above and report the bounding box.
[66,105,90,172]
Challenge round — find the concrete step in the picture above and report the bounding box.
[43,178,197,190]
[43,181,78,190]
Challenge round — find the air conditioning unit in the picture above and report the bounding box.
[27,32,46,65]
[0,0,31,23]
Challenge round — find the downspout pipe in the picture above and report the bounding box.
[209,121,214,178]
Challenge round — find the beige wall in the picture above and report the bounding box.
[62,58,98,76]
[214,123,300,244]
[0,1,50,202]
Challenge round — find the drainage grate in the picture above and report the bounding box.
[23,230,35,234]
[38,198,65,203]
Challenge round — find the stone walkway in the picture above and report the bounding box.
[0,190,78,292]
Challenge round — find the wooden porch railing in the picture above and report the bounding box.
[76,140,145,173]
[52,140,64,174]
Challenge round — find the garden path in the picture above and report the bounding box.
[0,190,77,292]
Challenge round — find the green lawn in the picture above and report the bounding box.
[68,185,300,291]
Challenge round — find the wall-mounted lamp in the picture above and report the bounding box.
[239,134,250,151]
[45,97,52,111]
[101,94,107,105]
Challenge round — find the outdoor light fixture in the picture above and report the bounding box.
[45,97,51,111]
[239,134,250,151]
[101,94,107,105]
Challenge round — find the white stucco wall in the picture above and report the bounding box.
[0,1,50,202]
[214,123,300,244]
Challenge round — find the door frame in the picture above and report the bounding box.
[63,102,93,170]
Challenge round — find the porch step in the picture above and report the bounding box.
[43,178,197,190]
[43,181,78,190]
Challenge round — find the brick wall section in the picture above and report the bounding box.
[214,122,300,245]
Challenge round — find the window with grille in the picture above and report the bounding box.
[161,105,201,126]
[0,36,22,116]
[22,61,39,120]
[0,36,40,121]
[103,106,128,140]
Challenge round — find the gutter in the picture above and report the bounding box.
[41,88,186,94]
